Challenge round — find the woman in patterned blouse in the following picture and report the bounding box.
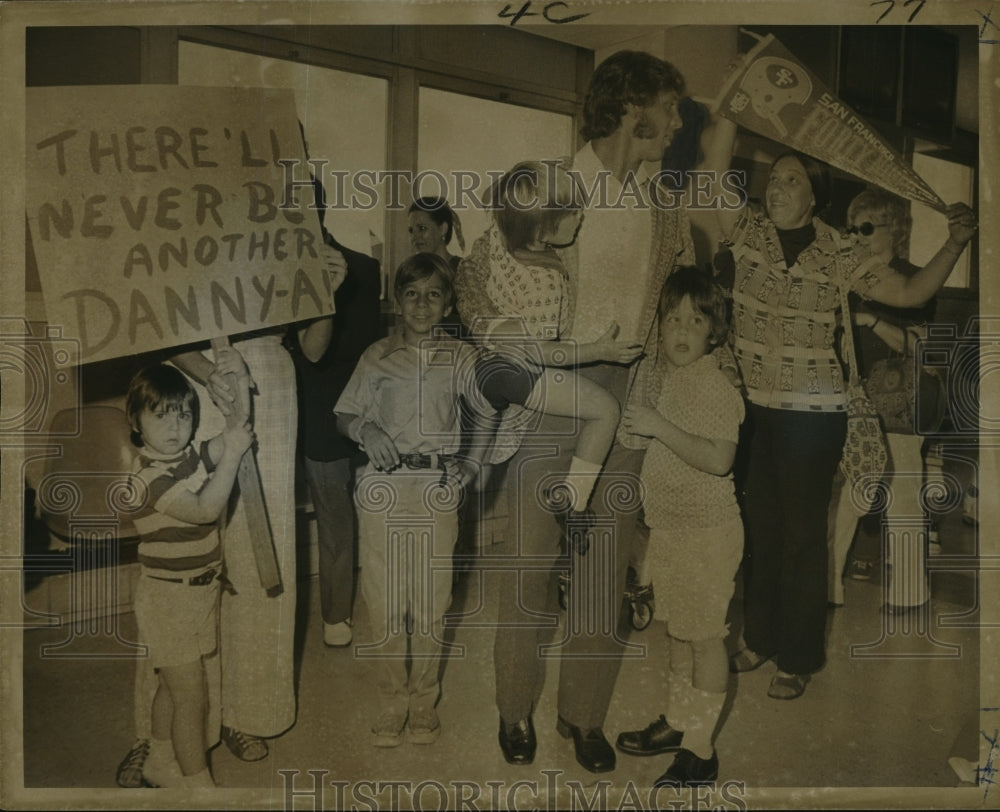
[704,115,977,700]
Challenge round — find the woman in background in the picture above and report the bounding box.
[827,187,944,612]
[408,196,465,273]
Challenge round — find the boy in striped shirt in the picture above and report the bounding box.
[126,360,253,788]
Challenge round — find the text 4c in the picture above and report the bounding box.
[498,1,591,25]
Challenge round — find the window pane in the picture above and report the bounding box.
[416,87,574,259]
[178,41,388,260]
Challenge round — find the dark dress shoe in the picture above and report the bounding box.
[557,717,615,773]
[653,748,719,788]
[498,716,536,765]
[616,714,684,756]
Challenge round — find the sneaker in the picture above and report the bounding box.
[407,708,441,745]
[371,710,407,747]
[324,619,353,647]
[115,738,150,788]
[848,559,874,581]
[220,726,268,761]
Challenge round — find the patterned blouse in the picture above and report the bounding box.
[727,208,886,412]
[483,219,572,341]
[641,354,744,529]
[473,220,573,463]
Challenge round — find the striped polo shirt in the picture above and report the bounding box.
[131,442,221,571]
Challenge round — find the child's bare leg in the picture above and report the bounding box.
[144,672,184,786]
[159,659,210,777]
[691,637,728,695]
[529,369,620,464]
[151,672,172,742]
[527,369,620,510]
[685,637,727,759]
[666,635,693,733]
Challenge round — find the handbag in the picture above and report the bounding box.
[864,327,946,435]
[837,278,888,515]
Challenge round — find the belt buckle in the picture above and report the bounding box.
[190,568,217,586]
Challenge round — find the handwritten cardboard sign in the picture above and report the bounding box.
[26,85,328,366]
[713,34,947,212]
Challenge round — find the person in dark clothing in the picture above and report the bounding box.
[287,229,382,647]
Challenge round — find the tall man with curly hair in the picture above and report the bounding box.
[456,50,695,773]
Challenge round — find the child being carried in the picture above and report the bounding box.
[471,160,643,545]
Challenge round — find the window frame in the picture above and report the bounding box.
[172,25,590,302]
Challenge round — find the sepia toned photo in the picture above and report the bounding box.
[1,1,997,809]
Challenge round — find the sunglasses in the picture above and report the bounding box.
[845,221,890,236]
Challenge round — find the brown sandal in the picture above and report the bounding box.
[729,648,770,673]
[768,672,809,700]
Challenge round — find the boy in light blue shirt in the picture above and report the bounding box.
[336,252,489,747]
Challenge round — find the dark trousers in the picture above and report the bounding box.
[491,434,642,729]
[741,404,846,675]
[304,456,356,625]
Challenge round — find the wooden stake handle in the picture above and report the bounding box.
[211,336,283,597]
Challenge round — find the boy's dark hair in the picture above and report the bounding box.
[408,196,456,245]
[581,50,686,142]
[394,252,456,308]
[125,364,199,448]
[660,265,729,346]
[490,161,579,252]
[770,150,832,221]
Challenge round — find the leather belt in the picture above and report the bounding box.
[146,567,219,586]
[398,452,457,471]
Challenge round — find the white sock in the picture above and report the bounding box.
[178,767,215,787]
[666,637,694,732]
[144,737,183,786]
[681,687,726,760]
[563,457,602,511]
[666,672,689,733]
[146,737,175,771]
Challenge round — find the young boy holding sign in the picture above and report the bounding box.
[125,359,253,788]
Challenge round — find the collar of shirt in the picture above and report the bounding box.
[572,142,651,194]
[757,212,860,275]
[377,330,459,361]
[137,444,192,464]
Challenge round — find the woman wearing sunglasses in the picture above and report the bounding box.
[703,112,977,701]
[827,187,946,611]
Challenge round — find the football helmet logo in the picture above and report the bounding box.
[739,57,813,137]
